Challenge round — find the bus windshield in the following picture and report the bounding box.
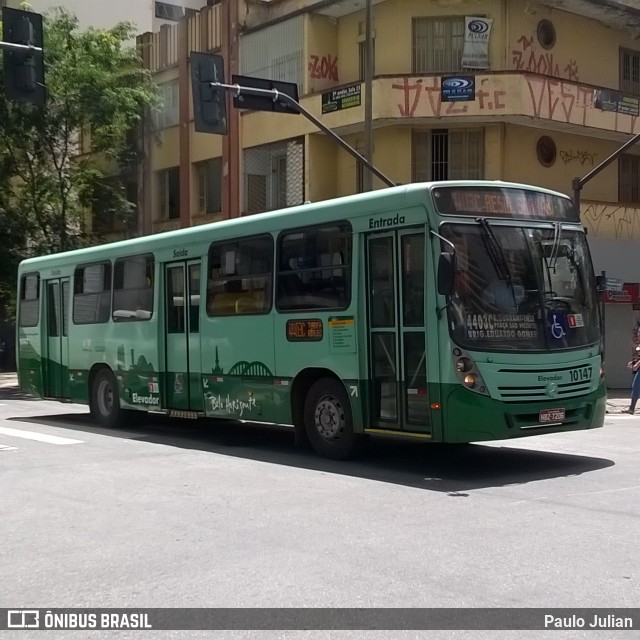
[441,222,601,351]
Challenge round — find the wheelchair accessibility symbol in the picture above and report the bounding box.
[548,312,567,340]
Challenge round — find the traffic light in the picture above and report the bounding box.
[190,51,227,135]
[2,7,45,105]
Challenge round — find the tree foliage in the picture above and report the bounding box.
[0,8,159,314]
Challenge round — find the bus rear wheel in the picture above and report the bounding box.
[90,369,124,429]
[304,378,358,459]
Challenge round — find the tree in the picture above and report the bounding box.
[0,7,159,314]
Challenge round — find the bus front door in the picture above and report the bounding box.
[44,278,70,399]
[366,230,431,434]
[164,261,203,412]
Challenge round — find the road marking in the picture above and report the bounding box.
[0,426,84,445]
[0,443,18,451]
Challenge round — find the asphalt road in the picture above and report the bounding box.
[0,384,637,640]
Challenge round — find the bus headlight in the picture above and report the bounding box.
[463,373,477,388]
[456,357,473,373]
[452,349,489,395]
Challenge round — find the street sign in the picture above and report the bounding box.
[231,75,298,114]
[604,277,624,292]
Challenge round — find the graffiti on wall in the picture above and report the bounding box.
[582,202,640,239]
[308,54,339,81]
[391,77,507,117]
[559,150,597,166]
[389,74,640,136]
[512,35,579,82]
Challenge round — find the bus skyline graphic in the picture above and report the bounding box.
[211,346,273,378]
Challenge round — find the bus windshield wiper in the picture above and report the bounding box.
[548,221,563,271]
[476,217,513,283]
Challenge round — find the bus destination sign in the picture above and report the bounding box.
[432,187,579,222]
[286,319,323,342]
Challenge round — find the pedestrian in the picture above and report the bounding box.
[626,346,640,414]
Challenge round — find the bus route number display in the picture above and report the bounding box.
[286,319,323,342]
[432,187,579,222]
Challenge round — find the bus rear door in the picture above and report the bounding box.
[43,277,70,399]
[164,261,203,413]
[365,229,432,434]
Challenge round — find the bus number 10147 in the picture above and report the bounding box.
[570,367,592,382]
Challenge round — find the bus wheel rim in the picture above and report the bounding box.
[98,379,113,416]
[314,395,344,439]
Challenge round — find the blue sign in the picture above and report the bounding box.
[441,76,475,102]
[547,311,568,340]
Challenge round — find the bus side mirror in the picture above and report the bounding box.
[437,252,456,296]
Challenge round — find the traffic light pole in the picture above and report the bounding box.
[214,81,396,188]
[572,131,640,211]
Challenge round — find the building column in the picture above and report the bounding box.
[178,18,191,228]
[222,0,240,218]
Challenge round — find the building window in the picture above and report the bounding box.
[359,40,375,81]
[536,136,557,167]
[155,80,179,129]
[157,167,180,220]
[412,129,484,181]
[240,16,304,98]
[537,20,556,50]
[412,16,465,74]
[155,1,184,21]
[243,138,304,214]
[620,154,640,203]
[620,48,640,95]
[195,158,222,215]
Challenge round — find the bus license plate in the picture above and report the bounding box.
[539,408,565,423]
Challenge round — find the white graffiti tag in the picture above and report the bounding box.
[209,394,257,417]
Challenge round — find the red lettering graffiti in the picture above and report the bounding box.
[512,34,579,81]
[392,77,424,116]
[308,55,339,81]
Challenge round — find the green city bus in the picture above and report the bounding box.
[16,181,606,458]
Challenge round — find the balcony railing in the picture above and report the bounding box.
[138,3,222,73]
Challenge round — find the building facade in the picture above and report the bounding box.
[5,0,208,32]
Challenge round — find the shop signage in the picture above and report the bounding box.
[603,282,639,303]
[441,76,475,102]
[593,89,640,117]
[321,83,361,114]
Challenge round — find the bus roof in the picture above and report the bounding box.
[18,180,573,270]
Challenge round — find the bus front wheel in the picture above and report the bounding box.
[304,378,358,459]
[90,369,124,429]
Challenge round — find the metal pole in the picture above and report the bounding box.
[573,130,640,211]
[363,0,373,192]
[0,41,42,53]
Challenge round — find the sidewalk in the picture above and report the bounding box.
[0,371,18,389]
[0,370,632,414]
